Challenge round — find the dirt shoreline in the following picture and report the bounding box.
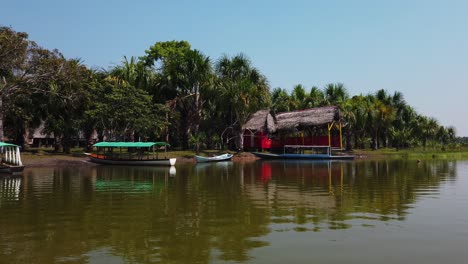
[21,152,260,168]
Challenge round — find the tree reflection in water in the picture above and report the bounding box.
[0,160,458,263]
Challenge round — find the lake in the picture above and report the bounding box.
[1,160,468,263]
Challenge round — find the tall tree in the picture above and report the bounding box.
[142,40,191,103]
[164,49,213,148]
[306,86,326,108]
[143,40,191,68]
[87,76,166,142]
[324,83,349,106]
[419,116,439,149]
[1,27,77,147]
[290,84,307,110]
[141,41,213,148]
[216,54,270,150]
[0,27,34,142]
[40,56,94,153]
[271,87,291,112]
[110,56,156,91]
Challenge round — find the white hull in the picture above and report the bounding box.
[195,154,233,163]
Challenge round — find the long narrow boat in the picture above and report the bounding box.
[253,152,354,160]
[195,153,233,163]
[0,142,25,175]
[253,145,354,160]
[87,142,176,166]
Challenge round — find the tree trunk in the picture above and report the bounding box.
[21,122,31,151]
[165,111,169,143]
[193,89,202,136]
[63,137,71,154]
[54,135,63,152]
[354,131,359,149]
[183,121,190,150]
[373,133,378,150]
[345,130,352,151]
[382,135,388,148]
[236,129,244,151]
[98,130,104,142]
[186,90,202,149]
[83,127,95,152]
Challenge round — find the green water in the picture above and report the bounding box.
[1,160,468,263]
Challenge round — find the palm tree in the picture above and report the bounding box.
[390,127,413,150]
[307,86,326,108]
[348,95,370,149]
[271,87,291,112]
[162,49,213,148]
[436,126,449,146]
[215,54,270,150]
[447,126,456,143]
[418,116,439,149]
[110,56,156,92]
[290,84,307,110]
[341,99,356,150]
[324,83,349,106]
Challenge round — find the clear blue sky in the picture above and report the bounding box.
[4,0,468,135]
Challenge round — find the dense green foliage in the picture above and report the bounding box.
[0,26,458,152]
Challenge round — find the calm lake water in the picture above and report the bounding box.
[1,160,468,264]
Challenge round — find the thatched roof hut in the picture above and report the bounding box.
[244,106,341,133]
[243,109,276,133]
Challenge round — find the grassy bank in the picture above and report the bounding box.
[353,147,468,160]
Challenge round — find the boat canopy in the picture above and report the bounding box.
[93,142,170,148]
[0,142,20,148]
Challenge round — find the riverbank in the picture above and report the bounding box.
[19,148,468,168]
[20,150,258,168]
[21,152,95,168]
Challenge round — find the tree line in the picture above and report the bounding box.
[0,26,456,152]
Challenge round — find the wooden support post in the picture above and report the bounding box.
[327,122,334,147]
[328,161,332,194]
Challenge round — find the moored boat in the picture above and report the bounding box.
[253,145,354,160]
[253,152,354,160]
[195,153,233,163]
[0,142,25,175]
[87,142,176,166]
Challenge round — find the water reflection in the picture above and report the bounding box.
[0,160,460,263]
[243,160,457,232]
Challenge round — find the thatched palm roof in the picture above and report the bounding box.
[243,109,276,133]
[275,106,340,131]
[244,106,340,132]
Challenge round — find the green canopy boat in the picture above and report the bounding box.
[86,142,176,166]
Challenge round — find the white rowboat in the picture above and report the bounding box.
[195,153,233,163]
